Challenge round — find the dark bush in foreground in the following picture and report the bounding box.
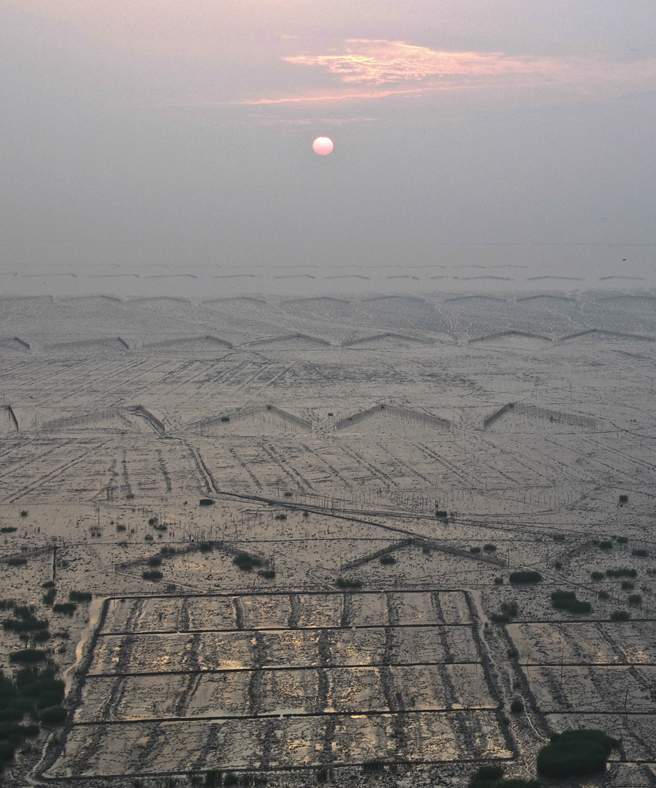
[510,698,524,714]
[52,603,77,616]
[0,527,17,534]
[9,649,46,664]
[471,765,504,782]
[610,610,630,621]
[551,591,591,614]
[632,549,648,558]
[599,541,613,551]
[553,534,565,542]
[362,760,385,772]
[0,742,15,763]
[598,590,610,600]
[469,764,539,788]
[380,555,396,565]
[470,547,481,554]
[233,553,262,572]
[483,544,497,552]
[621,581,634,590]
[7,557,27,567]
[628,594,642,606]
[69,591,92,603]
[199,499,214,506]
[619,494,628,504]
[617,536,628,544]
[591,572,604,581]
[537,729,619,778]
[336,578,362,589]
[39,706,66,725]
[199,542,213,553]
[606,568,636,578]
[142,570,163,581]
[509,571,542,584]
[147,556,162,567]
[258,569,275,580]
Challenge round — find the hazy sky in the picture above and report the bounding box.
[2,0,656,274]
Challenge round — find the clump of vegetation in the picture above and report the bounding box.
[336,578,362,590]
[142,570,163,581]
[610,610,630,621]
[606,568,636,578]
[199,499,214,507]
[553,534,566,542]
[621,580,634,590]
[537,729,619,778]
[7,557,27,567]
[160,546,176,556]
[422,546,431,555]
[632,549,648,558]
[619,494,628,504]
[507,648,518,659]
[509,571,542,584]
[233,552,262,572]
[470,547,481,554]
[628,594,642,606]
[469,765,538,788]
[69,591,92,603]
[302,511,309,518]
[599,541,613,551]
[116,524,126,532]
[598,590,610,600]
[617,536,628,544]
[362,760,386,773]
[491,601,518,624]
[380,555,396,565]
[0,527,17,534]
[39,706,67,724]
[52,602,77,616]
[591,572,604,581]
[258,569,275,580]
[510,698,524,714]
[283,491,293,498]
[483,544,497,552]
[551,591,591,614]
[199,542,213,553]
[19,511,28,518]
[274,513,287,521]
[147,556,162,567]
[494,577,504,585]
[9,650,46,664]
[435,510,448,519]
[3,607,48,634]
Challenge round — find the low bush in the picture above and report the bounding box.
[9,650,46,664]
[507,648,518,659]
[619,494,628,504]
[551,591,591,614]
[69,591,92,603]
[537,729,619,778]
[509,571,542,584]
[274,513,287,521]
[42,590,56,606]
[336,578,362,589]
[380,555,396,565]
[422,546,431,555]
[362,760,385,772]
[470,547,481,554]
[470,765,504,783]
[554,561,562,570]
[606,568,636,578]
[483,544,497,552]
[621,581,634,590]
[494,577,504,585]
[510,698,524,714]
[142,570,163,581]
[0,527,17,534]
[283,491,293,497]
[204,770,222,787]
[591,572,604,581]
[147,556,162,567]
[199,499,214,507]
[199,542,213,553]
[7,558,27,567]
[599,541,613,551]
[52,603,77,616]
[632,549,648,558]
[628,594,642,606]
[116,524,126,532]
[435,510,448,518]
[233,553,262,572]
[617,536,628,544]
[258,569,275,580]
[553,534,566,542]
[610,610,630,621]
[39,706,66,725]
[598,590,610,600]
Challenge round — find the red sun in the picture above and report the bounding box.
[312,137,334,155]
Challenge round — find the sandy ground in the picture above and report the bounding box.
[0,288,655,786]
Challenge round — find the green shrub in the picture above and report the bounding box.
[591,572,604,581]
[39,706,66,725]
[628,594,642,606]
[362,760,385,772]
[42,589,56,607]
[507,648,518,659]
[599,541,613,551]
[606,568,636,578]
[336,578,362,589]
[233,553,262,571]
[551,591,591,614]
[598,591,609,600]
[491,613,510,624]
[537,729,619,778]
[9,650,46,664]
[258,569,275,580]
[52,603,77,616]
[380,555,396,565]
[483,544,497,552]
[509,571,542,584]
[68,591,92,603]
[494,577,504,585]
[610,610,630,621]
[274,513,287,521]
[553,534,565,542]
[199,499,214,507]
[554,562,562,570]
[621,581,634,590]
[0,527,17,534]
[619,494,628,503]
[199,542,213,553]
[7,558,27,567]
[470,765,504,783]
[632,549,648,558]
[510,698,524,714]
[470,547,481,554]
[142,570,163,581]
[617,536,628,544]
[147,556,162,567]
